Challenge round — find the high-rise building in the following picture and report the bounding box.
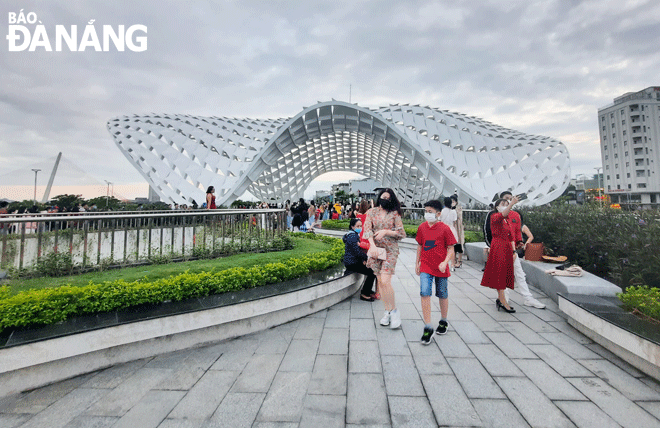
[598,87,660,206]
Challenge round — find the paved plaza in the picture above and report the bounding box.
[1,247,660,427]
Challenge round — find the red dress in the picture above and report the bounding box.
[207,194,216,209]
[481,212,515,290]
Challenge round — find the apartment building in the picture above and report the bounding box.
[598,86,660,206]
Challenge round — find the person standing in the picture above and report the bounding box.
[363,188,407,329]
[481,197,519,313]
[206,186,217,209]
[439,197,458,269]
[416,200,456,344]
[356,200,378,299]
[343,218,377,301]
[450,195,465,268]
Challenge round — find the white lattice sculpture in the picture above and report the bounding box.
[108,101,570,206]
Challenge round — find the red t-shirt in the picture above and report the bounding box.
[507,210,523,243]
[416,221,457,277]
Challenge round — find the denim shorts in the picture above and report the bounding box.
[420,272,448,298]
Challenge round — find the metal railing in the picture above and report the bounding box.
[0,209,286,272]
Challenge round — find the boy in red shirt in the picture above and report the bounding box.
[415,200,457,345]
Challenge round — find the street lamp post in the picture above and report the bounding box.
[31,169,41,205]
[104,180,112,209]
[594,167,602,206]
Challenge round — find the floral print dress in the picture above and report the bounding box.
[363,207,406,275]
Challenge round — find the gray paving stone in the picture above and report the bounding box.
[209,339,259,371]
[446,358,505,399]
[19,388,108,428]
[471,398,531,428]
[0,414,35,428]
[85,368,172,417]
[254,330,292,354]
[257,372,311,422]
[421,374,482,427]
[318,327,349,355]
[513,359,586,401]
[501,321,549,344]
[582,343,645,378]
[168,370,238,420]
[408,338,452,375]
[346,373,390,425]
[4,373,96,414]
[464,311,508,332]
[145,349,191,368]
[204,392,265,428]
[437,330,474,358]
[568,377,660,428]
[381,355,425,396]
[527,307,566,323]
[293,317,325,339]
[348,340,382,373]
[527,344,594,377]
[183,344,225,369]
[63,415,119,428]
[578,359,660,401]
[396,303,421,320]
[452,297,484,313]
[467,344,524,377]
[400,318,425,342]
[252,423,299,428]
[231,353,284,393]
[324,309,350,328]
[452,320,492,344]
[81,359,150,389]
[511,312,559,333]
[496,377,576,428]
[554,401,621,428]
[388,396,436,428]
[639,377,660,394]
[299,394,345,428]
[637,402,660,420]
[306,308,328,319]
[351,299,376,318]
[538,332,602,359]
[485,331,537,359]
[113,390,185,428]
[308,355,348,395]
[158,418,205,428]
[547,321,593,344]
[350,318,378,341]
[332,299,352,311]
[376,326,411,356]
[279,339,319,372]
[155,366,207,391]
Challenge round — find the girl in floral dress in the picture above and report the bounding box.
[363,189,407,328]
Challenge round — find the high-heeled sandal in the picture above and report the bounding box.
[496,299,516,313]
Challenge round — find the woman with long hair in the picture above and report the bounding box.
[481,196,519,313]
[363,188,406,328]
[450,194,464,268]
[206,186,216,209]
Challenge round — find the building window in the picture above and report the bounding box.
[637,170,645,177]
[603,135,607,141]
[617,184,621,189]
[607,175,610,180]
[602,116,606,121]
[604,145,608,151]
[613,143,617,149]
[611,113,614,119]
[621,109,625,115]
[623,130,626,135]
[616,174,620,179]
[605,155,609,160]
[624,140,627,145]
[622,119,626,125]
[612,123,616,128]
[606,165,609,170]
[612,133,616,138]
[627,173,630,178]
[628,184,632,189]
[614,153,618,158]
[615,164,619,169]
[625,151,628,157]
[602,125,606,131]
[638,183,647,188]
[626,162,629,167]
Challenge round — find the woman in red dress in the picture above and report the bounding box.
[206,186,217,209]
[481,196,520,313]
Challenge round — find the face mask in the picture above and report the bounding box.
[497,205,506,213]
[424,212,437,222]
[354,227,362,234]
[379,198,395,210]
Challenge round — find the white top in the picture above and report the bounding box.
[439,207,458,241]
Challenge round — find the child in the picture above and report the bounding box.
[415,199,456,345]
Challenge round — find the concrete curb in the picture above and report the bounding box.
[0,271,363,397]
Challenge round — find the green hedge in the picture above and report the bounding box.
[0,233,343,331]
[618,286,660,322]
[321,219,483,242]
[522,205,660,289]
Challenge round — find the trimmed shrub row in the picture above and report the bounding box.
[0,233,343,331]
[618,285,660,322]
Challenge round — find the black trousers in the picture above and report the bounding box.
[345,262,377,296]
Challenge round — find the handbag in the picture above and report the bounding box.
[524,243,544,261]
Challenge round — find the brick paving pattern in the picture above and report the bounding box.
[2,247,660,427]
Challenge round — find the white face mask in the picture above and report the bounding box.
[497,205,507,213]
[424,212,437,222]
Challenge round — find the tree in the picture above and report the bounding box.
[86,196,121,211]
[49,194,85,211]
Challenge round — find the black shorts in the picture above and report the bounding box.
[454,244,463,254]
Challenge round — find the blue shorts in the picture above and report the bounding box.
[420,272,448,298]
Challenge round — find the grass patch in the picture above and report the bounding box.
[3,237,329,295]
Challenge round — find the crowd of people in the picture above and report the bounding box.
[340,187,544,346]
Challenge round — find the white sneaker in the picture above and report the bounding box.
[524,298,546,309]
[380,311,391,326]
[389,309,401,329]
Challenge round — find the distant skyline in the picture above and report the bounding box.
[2,1,659,202]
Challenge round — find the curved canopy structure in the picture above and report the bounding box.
[108,101,570,206]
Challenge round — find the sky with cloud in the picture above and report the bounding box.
[1,0,659,201]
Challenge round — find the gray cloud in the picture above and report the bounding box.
[1,0,659,199]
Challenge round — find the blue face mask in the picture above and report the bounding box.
[354,228,362,234]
